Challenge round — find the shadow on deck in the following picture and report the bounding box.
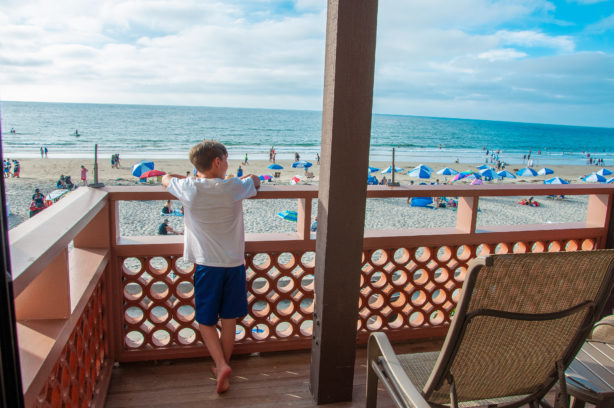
[105,339,445,407]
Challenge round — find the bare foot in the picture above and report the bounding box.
[216,365,231,394]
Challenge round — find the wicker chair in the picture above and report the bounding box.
[367,250,614,408]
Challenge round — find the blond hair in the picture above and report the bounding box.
[189,140,228,172]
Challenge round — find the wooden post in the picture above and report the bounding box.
[310,0,378,403]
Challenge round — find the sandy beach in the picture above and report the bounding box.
[4,157,604,235]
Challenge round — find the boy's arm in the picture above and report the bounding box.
[241,174,261,189]
[162,173,186,188]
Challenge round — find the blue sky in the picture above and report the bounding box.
[0,0,613,127]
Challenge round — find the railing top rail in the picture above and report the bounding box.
[9,187,108,295]
[103,183,614,200]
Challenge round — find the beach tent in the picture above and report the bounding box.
[368,166,380,173]
[471,178,484,185]
[131,160,154,177]
[537,168,554,176]
[497,170,516,179]
[597,168,613,176]
[407,167,431,179]
[583,173,606,183]
[544,177,569,185]
[268,164,283,170]
[516,167,538,177]
[292,160,312,168]
[277,210,298,222]
[381,166,403,174]
[410,197,433,207]
[436,167,458,175]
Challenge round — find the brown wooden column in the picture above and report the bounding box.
[310,0,378,404]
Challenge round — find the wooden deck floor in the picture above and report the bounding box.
[104,339,444,407]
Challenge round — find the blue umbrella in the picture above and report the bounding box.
[407,167,431,179]
[368,166,380,173]
[436,167,459,175]
[367,175,378,185]
[583,173,606,183]
[277,210,297,222]
[537,168,554,176]
[607,177,614,184]
[497,170,516,179]
[381,166,403,174]
[597,168,613,176]
[292,160,313,168]
[131,160,154,177]
[544,177,569,184]
[516,167,538,177]
[479,169,497,180]
[415,164,434,172]
[268,164,283,170]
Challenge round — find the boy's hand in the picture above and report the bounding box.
[161,173,185,188]
[242,174,260,188]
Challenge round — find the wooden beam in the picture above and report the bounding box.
[310,0,378,404]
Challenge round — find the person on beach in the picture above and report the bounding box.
[29,188,47,217]
[161,200,172,215]
[57,175,66,189]
[12,160,20,178]
[65,176,75,190]
[237,165,243,178]
[294,152,300,162]
[157,219,182,235]
[316,153,320,165]
[244,153,248,165]
[162,140,260,394]
[310,216,317,232]
[80,165,88,185]
[40,146,44,158]
[44,147,48,158]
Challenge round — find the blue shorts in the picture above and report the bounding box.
[194,264,248,326]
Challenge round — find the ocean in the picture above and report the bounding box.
[1,101,613,165]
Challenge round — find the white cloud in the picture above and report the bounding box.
[586,13,614,33]
[478,48,528,61]
[0,0,613,126]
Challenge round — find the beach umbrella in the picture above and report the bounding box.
[259,174,273,181]
[497,170,516,179]
[597,168,613,176]
[544,177,569,184]
[368,166,380,173]
[277,210,297,222]
[471,178,483,185]
[367,175,378,185]
[436,167,459,175]
[477,164,494,171]
[407,167,431,179]
[583,173,606,183]
[415,164,434,172]
[537,168,554,176]
[479,169,497,180]
[516,167,538,177]
[292,160,313,168]
[381,166,403,174]
[139,169,167,179]
[290,175,302,185]
[131,160,154,177]
[268,164,283,170]
[607,177,614,184]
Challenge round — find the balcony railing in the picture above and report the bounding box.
[10,183,614,406]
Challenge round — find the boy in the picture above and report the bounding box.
[162,140,260,394]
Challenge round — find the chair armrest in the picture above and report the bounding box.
[368,332,431,408]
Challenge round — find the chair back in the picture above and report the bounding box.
[424,250,614,405]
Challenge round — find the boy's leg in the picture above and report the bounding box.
[199,324,232,394]
[220,318,237,363]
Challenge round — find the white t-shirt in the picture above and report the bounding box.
[166,177,257,267]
